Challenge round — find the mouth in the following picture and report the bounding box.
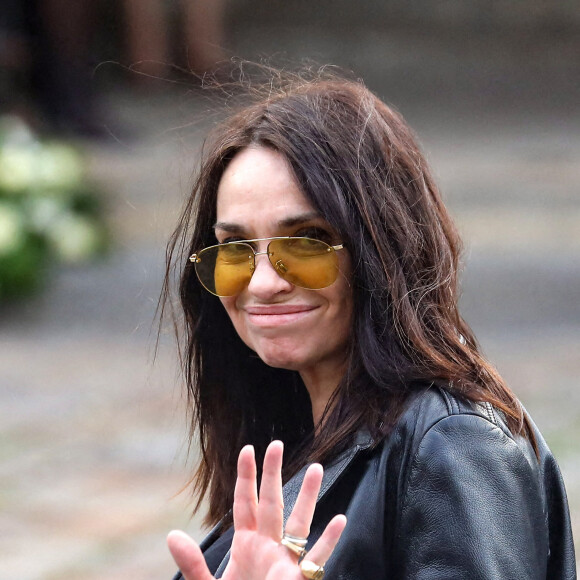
[244,304,318,327]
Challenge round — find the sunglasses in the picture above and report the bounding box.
[189,236,344,297]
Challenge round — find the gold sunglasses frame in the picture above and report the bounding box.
[189,236,344,295]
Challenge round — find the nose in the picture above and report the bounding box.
[246,252,293,298]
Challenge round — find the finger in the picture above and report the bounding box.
[303,514,347,566]
[256,440,284,539]
[167,530,214,580]
[233,445,258,531]
[284,463,323,540]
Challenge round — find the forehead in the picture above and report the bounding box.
[216,147,316,229]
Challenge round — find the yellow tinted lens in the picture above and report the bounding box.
[269,238,338,289]
[195,243,253,296]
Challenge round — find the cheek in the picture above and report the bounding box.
[312,278,353,340]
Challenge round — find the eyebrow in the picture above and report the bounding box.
[213,211,322,233]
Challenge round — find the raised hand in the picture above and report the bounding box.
[168,441,346,580]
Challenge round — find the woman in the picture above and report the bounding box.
[163,72,576,579]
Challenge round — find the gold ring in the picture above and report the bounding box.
[281,537,307,559]
[300,559,325,580]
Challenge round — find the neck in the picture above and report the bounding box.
[300,359,346,428]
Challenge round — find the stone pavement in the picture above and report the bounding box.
[1,36,580,578]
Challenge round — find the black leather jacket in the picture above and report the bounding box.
[176,387,577,579]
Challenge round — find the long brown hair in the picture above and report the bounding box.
[162,70,535,527]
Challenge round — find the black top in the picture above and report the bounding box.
[203,526,233,574]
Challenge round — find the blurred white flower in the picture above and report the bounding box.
[0,144,40,192]
[26,197,67,233]
[0,142,84,194]
[47,213,102,264]
[0,202,26,256]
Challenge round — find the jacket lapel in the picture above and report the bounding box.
[282,430,373,522]
[199,518,226,552]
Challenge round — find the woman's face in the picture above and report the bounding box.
[214,146,353,379]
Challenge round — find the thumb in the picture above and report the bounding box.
[167,530,214,580]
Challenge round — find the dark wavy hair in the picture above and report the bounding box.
[162,70,535,527]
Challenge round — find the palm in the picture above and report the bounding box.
[226,530,302,580]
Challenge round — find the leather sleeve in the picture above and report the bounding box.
[395,414,549,579]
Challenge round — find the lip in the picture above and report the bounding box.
[244,304,318,326]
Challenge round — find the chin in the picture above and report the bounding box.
[251,340,308,371]
[256,350,305,371]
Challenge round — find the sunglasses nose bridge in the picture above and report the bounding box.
[248,242,275,273]
[253,238,275,255]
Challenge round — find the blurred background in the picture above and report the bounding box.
[1,1,579,578]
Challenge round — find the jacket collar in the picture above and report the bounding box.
[282,429,373,522]
[213,430,374,577]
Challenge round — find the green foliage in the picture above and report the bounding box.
[0,116,110,301]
